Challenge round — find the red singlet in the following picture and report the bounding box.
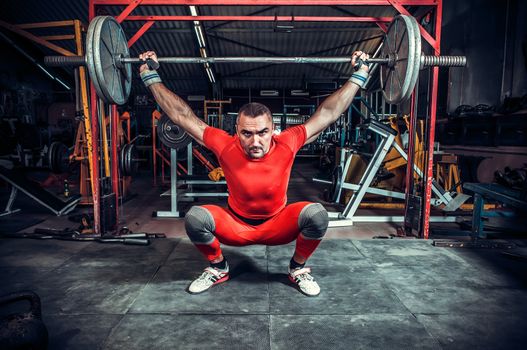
[203,125,307,220]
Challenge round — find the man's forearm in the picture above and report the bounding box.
[149,83,195,122]
[316,80,361,121]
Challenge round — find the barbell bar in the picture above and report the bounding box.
[44,15,466,106]
[44,54,465,67]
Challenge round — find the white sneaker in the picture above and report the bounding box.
[288,267,321,297]
[188,266,229,294]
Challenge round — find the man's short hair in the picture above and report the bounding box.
[237,102,272,123]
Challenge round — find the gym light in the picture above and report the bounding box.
[206,68,216,83]
[194,26,206,47]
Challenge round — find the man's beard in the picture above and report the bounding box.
[248,146,264,158]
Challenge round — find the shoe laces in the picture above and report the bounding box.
[196,267,221,283]
[291,267,314,282]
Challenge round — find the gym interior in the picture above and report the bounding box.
[1,0,527,349]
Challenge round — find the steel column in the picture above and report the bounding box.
[89,1,101,234]
[422,0,443,239]
[89,85,101,234]
[111,105,120,226]
[124,15,393,22]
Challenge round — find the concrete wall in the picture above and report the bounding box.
[442,0,526,113]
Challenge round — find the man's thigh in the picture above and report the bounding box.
[250,201,313,245]
[202,201,313,246]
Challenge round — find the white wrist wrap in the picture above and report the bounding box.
[349,69,369,89]
[140,70,162,87]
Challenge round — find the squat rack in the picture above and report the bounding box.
[88,0,444,238]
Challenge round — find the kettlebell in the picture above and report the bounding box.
[0,291,48,350]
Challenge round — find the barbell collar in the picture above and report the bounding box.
[44,55,86,66]
[420,55,467,68]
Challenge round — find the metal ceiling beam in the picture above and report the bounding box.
[329,5,361,17]
[208,34,345,77]
[124,27,382,33]
[308,34,384,55]
[93,1,439,5]
[124,15,393,22]
[207,27,383,33]
[206,6,277,31]
[221,61,347,79]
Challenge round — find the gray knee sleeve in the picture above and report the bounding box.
[298,203,328,240]
[184,206,216,244]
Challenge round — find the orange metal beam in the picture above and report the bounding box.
[17,20,76,29]
[116,0,144,23]
[40,35,75,41]
[0,20,76,56]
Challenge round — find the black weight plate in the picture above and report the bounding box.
[119,144,125,175]
[156,114,192,150]
[48,142,56,171]
[49,142,69,174]
[330,165,343,203]
[125,144,132,176]
[129,143,139,175]
[119,144,139,176]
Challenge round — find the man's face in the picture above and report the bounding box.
[236,113,274,159]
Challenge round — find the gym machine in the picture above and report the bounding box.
[314,119,470,227]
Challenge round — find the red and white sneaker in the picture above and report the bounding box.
[188,266,229,294]
[288,267,321,297]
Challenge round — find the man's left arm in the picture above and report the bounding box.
[303,51,369,144]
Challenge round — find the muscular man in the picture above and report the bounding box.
[139,51,370,296]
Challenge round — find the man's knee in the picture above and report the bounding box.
[298,203,329,239]
[184,206,216,244]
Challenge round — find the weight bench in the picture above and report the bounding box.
[463,182,527,239]
[0,166,80,217]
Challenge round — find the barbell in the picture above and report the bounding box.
[48,141,70,174]
[47,141,139,175]
[119,143,140,176]
[44,15,466,106]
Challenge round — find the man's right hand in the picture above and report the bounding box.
[139,51,159,73]
[351,50,370,73]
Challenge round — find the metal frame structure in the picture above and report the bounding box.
[89,0,444,237]
[1,187,21,217]
[313,119,465,226]
[156,144,227,218]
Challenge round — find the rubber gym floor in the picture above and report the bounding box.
[1,159,527,349]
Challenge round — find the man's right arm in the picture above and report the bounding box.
[140,51,207,145]
[149,83,208,145]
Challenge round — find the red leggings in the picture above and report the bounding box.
[193,201,322,262]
